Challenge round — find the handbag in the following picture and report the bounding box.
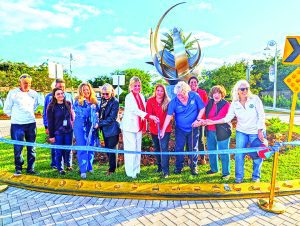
[215,123,231,141]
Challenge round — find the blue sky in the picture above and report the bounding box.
[0,0,299,81]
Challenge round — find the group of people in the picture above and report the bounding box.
[4,73,266,183]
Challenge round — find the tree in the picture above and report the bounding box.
[201,62,247,97]
[161,28,198,55]
[0,60,82,94]
[88,75,112,88]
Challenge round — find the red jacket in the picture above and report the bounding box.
[146,97,172,135]
[197,88,208,119]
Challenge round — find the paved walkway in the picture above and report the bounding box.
[0,187,299,226]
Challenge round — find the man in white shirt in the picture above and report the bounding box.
[4,74,39,176]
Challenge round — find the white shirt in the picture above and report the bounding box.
[121,92,147,133]
[223,95,266,134]
[3,88,39,124]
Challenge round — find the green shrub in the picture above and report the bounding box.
[266,117,288,134]
[276,95,291,108]
[261,95,273,106]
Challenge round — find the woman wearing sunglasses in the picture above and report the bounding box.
[47,88,74,175]
[98,83,121,176]
[206,80,266,183]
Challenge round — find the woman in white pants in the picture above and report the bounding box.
[121,76,158,178]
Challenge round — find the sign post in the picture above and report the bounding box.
[282,36,300,141]
[112,74,125,102]
[48,62,63,79]
[283,68,300,141]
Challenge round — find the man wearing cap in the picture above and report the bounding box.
[3,74,40,176]
[43,78,74,170]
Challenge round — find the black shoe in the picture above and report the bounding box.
[174,169,182,174]
[14,170,22,176]
[51,166,57,170]
[27,170,39,175]
[191,168,199,176]
[206,170,217,175]
[162,173,169,179]
[59,170,66,175]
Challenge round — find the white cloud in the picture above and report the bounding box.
[52,2,100,20]
[200,51,266,71]
[44,35,149,69]
[0,1,104,34]
[74,27,81,33]
[190,2,213,10]
[192,31,222,48]
[47,33,67,38]
[113,27,125,33]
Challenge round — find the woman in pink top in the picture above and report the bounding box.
[204,85,231,180]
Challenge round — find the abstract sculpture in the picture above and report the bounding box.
[149,2,202,85]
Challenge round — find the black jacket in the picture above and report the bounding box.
[98,97,121,138]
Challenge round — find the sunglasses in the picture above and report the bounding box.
[19,75,32,79]
[102,93,110,96]
[239,87,249,92]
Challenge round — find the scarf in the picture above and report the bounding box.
[99,98,110,120]
[133,92,146,132]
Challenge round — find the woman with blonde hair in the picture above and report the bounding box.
[98,83,121,175]
[207,80,266,183]
[121,76,159,178]
[73,82,99,179]
[146,84,172,178]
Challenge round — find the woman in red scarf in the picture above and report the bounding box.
[121,76,159,178]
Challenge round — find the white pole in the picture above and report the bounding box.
[273,43,278,110]
[117,75,120,102]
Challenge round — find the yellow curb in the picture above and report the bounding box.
[0,184,8,192]
[0,172,299,200]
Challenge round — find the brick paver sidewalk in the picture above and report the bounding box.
[0,187,299,226]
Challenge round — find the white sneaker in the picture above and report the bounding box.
[81,173,87,179]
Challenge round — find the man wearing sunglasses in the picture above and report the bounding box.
[43,78,74,170]
[3,74,40,176]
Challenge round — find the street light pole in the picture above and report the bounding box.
[265,40,278,110]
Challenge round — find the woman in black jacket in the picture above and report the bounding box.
[98,83,121,175]
[47,87,74,175]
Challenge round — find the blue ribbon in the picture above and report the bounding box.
[0,137,299,155]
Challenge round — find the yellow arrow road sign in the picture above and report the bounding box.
[282,36,300,65]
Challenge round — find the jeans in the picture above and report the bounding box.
[198,126,205,159]
[11,123,36,172]
[206,130,230,176]
[104,135,119,173]
[175,127,199,171]
[235,131,264,182]
[151,132,171,174]
[50,148,56,168]
[55,132,73,171]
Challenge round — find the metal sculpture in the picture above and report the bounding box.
[149,2,202,85]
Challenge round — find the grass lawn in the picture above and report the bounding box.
[0,126,299,184]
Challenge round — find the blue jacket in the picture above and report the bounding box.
[98,97,121,138]
[43,92,74,128]
[73,99,99,146]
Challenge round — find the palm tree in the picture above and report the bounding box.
[161,28,198,57]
